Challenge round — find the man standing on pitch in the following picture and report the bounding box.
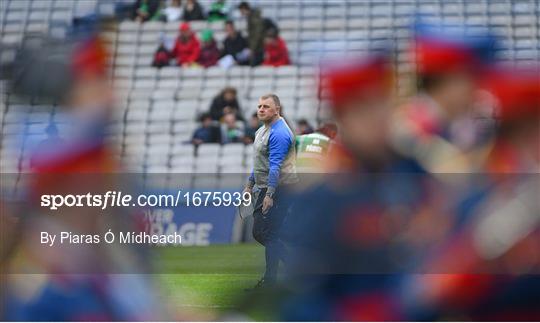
[244,93,298,289]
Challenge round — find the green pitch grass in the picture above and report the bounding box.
[155,243,265,314]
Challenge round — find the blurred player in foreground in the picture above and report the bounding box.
[391,19,499,176]
[277,52,539,320]
[400,65,540,321]
[1,20,167,321]
[278,53,443,321]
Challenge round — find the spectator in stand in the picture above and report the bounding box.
[220,112,245,144]
[170,22,200,66]
[192,112,221,145]
[263,28,290,67]
[221,20,249,65]
[209,87,243,121]
[198,29,220,68]
[296,119,314,135]
[238,1,267,66]
[207,0,229,22]
[30,123,66,168]
[152,34,171,67]
[132,0,162,22]
[115,1,136,20]
[160,0,183,22]
[243,112,260,144]
[183,0,205,21]
[152,42,170,67]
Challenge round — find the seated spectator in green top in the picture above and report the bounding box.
[207,0,229,22]
[198,29,220,68]
[133,0,162,22]
[220,112,245,144]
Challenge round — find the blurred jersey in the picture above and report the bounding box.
[391,94,495,174]
[2,27,166,321]
[390,18,499,176]
[282,151,432,321]
[295,132,331,173]
[398,65,540,321]
[400,171,540,320]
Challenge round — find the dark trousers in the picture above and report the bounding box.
[252,186,291,282]
[250,50,264,67]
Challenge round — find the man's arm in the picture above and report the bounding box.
[187,38,201,64]
[243,170,255,198]
[266,127,292,196]
[247,170,255,188]
[245,127,258,192]
[148,0,160,18]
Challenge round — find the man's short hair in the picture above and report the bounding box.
[238,1,250,10]
[417,74,444,93]
[297,118,309,126]
[222,111,236,120]
[260,93,281,108]
[222,86,237,96]
[266,28,278,39]
[225,20,234,27]
[199,112,212,122]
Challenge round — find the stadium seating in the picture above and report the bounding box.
[1,0,539,187]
